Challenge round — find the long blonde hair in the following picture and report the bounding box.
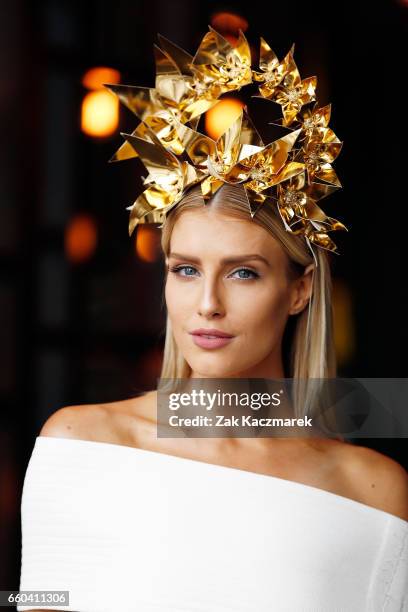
[158,183,339,434]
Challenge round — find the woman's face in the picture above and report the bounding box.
[165,207,313,378]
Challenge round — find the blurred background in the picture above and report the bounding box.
[0,0,407,591]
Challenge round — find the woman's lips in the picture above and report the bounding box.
[190,333,235,350]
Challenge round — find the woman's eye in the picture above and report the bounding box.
[231,268,259,280]
[170,265,197,277]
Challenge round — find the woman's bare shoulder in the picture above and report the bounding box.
[39,402,109,441]
[334,441,408,522]
[38,390,158,444]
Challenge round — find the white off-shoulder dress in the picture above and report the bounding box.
[17,436,408,612]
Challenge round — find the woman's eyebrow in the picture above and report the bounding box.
[168,252,271,266]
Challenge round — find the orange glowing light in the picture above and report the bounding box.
[81,89,119,138]
[211,12,249,33]
[205,98,246,141]
[82,67,121,91]
[135,225,161,263]
[65,214,98,263]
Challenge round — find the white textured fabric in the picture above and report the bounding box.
[17,436,408,612]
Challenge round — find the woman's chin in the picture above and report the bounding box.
[186,358,243,379]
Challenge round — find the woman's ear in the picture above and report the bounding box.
[288,263,315,315]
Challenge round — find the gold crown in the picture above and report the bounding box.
[104,26,347,261]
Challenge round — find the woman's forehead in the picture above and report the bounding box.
[170,208,283,257]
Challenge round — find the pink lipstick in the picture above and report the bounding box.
[189,328,235,350]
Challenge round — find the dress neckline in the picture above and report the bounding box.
[35,435,408,527]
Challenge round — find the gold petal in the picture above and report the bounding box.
[257,81,277,98]
[215,111,244,166]
[329,218,348,232]
[137,210,165,225]
[121,131,181,176]
[127,193,161,236]
[206,156,234,182]
[200,175,224,200]
[314,164,342,187]
[109,140,137,163]
[142,115,184,155]
[271,161,305,185]
[182,161,208,188]
[285,171,307,191]
[309,215,348,232]
[281,55,301,89]
[322,142,343,163]
[256,50,298,98]
[233,29,252,67]
[238,128,302,176]
[154,44,181,78]
[173,120,216,164]
[240,110,265,148]
[303,198,332,223]
[156,33,195,75]
[306,231,339,253]
[200,176,213,199]
[103,84,159,118]
[300,76,317,101]
[314,103,331,127]
[109,127,139,163]
[277,200,303,230]
[303,180,340,202]
[320,126,341,145]
[155,74,194,106]
[193,26,233,66]
[181,98,219,123]
[191,27,251,92]
[242,188,266,217]
[143,183,180,208]
[258,37,279,72]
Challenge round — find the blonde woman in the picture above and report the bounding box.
[17,182,408,612]
[17,26,408,612]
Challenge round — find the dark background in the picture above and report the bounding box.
[0,0,406,591]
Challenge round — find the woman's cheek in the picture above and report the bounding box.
[249,292,288,342]
[165,281,185,321]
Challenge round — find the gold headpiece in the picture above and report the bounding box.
[104,26,347,262]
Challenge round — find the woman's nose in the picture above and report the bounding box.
[197,279,225,318]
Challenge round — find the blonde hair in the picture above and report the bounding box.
[158,183,340,436]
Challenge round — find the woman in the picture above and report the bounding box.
[17,182,408,612]
[17,27,408,611]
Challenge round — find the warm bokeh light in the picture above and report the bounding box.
[205,98,245,141]
[332,278,355,367]
[65,214,98,263]
[211,12,248,33]
[135,225,161,263]
[81,90,119,138]
[82,66,121,91]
